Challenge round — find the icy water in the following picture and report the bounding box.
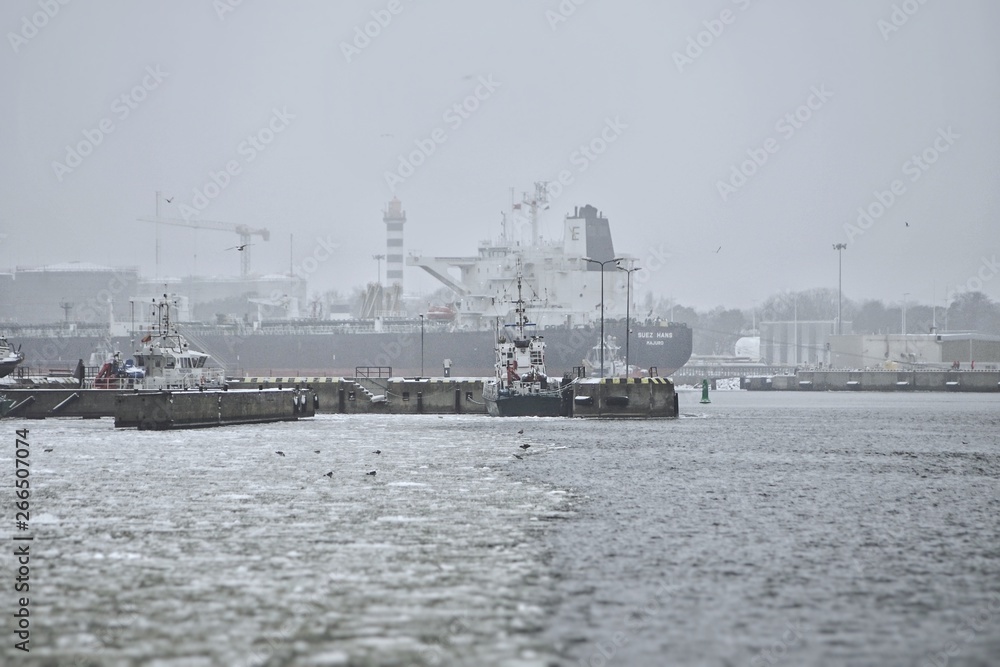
[2,392,999,666]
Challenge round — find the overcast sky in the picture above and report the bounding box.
[2,0,997,309]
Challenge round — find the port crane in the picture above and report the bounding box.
[139,192,270,278]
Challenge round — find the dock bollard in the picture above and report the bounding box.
[700,378,711,404]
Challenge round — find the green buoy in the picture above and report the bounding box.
[700,378,711,404]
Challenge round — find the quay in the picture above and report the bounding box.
[744,369,1000,392]
[1,374,677,421]
[0,386,316,429]
[238,375,678,418]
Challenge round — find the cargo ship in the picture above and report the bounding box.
[5,190,692,378]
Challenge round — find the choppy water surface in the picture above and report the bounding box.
[2,391,999,666]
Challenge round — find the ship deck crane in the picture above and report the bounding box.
[138,216,270,278]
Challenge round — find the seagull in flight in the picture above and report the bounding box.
[716,246,722,253]
[905,221,910,227]
[227,243,253,251]
[164,196,174,203]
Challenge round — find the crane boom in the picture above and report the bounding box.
[138,216,270,277]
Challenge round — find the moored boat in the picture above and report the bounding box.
[483,270,570,417]
[0,336,24,379]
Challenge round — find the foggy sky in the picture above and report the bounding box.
[2,0,998,310]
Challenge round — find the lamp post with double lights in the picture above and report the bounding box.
[583,256,624,377]
[372,254,385,285]
[419,313,425,378]
[617,263,642,377]
[832,243,846,336]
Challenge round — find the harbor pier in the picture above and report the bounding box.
[744,369,1000,392]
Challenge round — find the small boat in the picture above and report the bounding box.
[93,295,224,390]
[482,270,570,417]
[0,336,24,379]
[582,335,647,378]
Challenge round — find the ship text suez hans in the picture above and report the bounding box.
[407,184,692,376]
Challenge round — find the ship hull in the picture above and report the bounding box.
[11,322,692,378]
[0,360,21,379]
[483,381,566,417]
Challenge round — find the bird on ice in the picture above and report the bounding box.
[366,470,377,476]
[372,449,382,455]
[517,429,524,434]
[275,451,285,456]
[519,444,530,450]
[324,471,333,478]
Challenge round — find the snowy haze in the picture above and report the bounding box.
[1,0,998,309]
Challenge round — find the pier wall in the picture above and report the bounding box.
[2,388,123,419]
[570,377,677,418]
[115,388,315,429]
[235,377,489,415]
[746,370,1000,392]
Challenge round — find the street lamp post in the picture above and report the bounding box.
[617,264,642,376]
[832,243,846,336]
[419,313,425,378]
[902,292,909,335]
[583,256,624,377]
[372,254,385,285]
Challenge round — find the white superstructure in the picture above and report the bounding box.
[408,184,636,330]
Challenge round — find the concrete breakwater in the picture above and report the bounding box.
[115,388,316,429]
[236,377,489,415]
[0,386,316,428]
[237,376,679,418]
[744,369,1000,392]
[0,376,678,421]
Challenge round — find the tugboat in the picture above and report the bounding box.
[0,336,24,379]
[482,272,569,417]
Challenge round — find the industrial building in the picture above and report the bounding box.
[830,332,1000,369]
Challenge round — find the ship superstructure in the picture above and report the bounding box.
[409,184,637,331]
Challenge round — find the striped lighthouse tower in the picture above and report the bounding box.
[383,197,406,289]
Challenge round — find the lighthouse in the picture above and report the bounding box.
[383,197,406,290]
